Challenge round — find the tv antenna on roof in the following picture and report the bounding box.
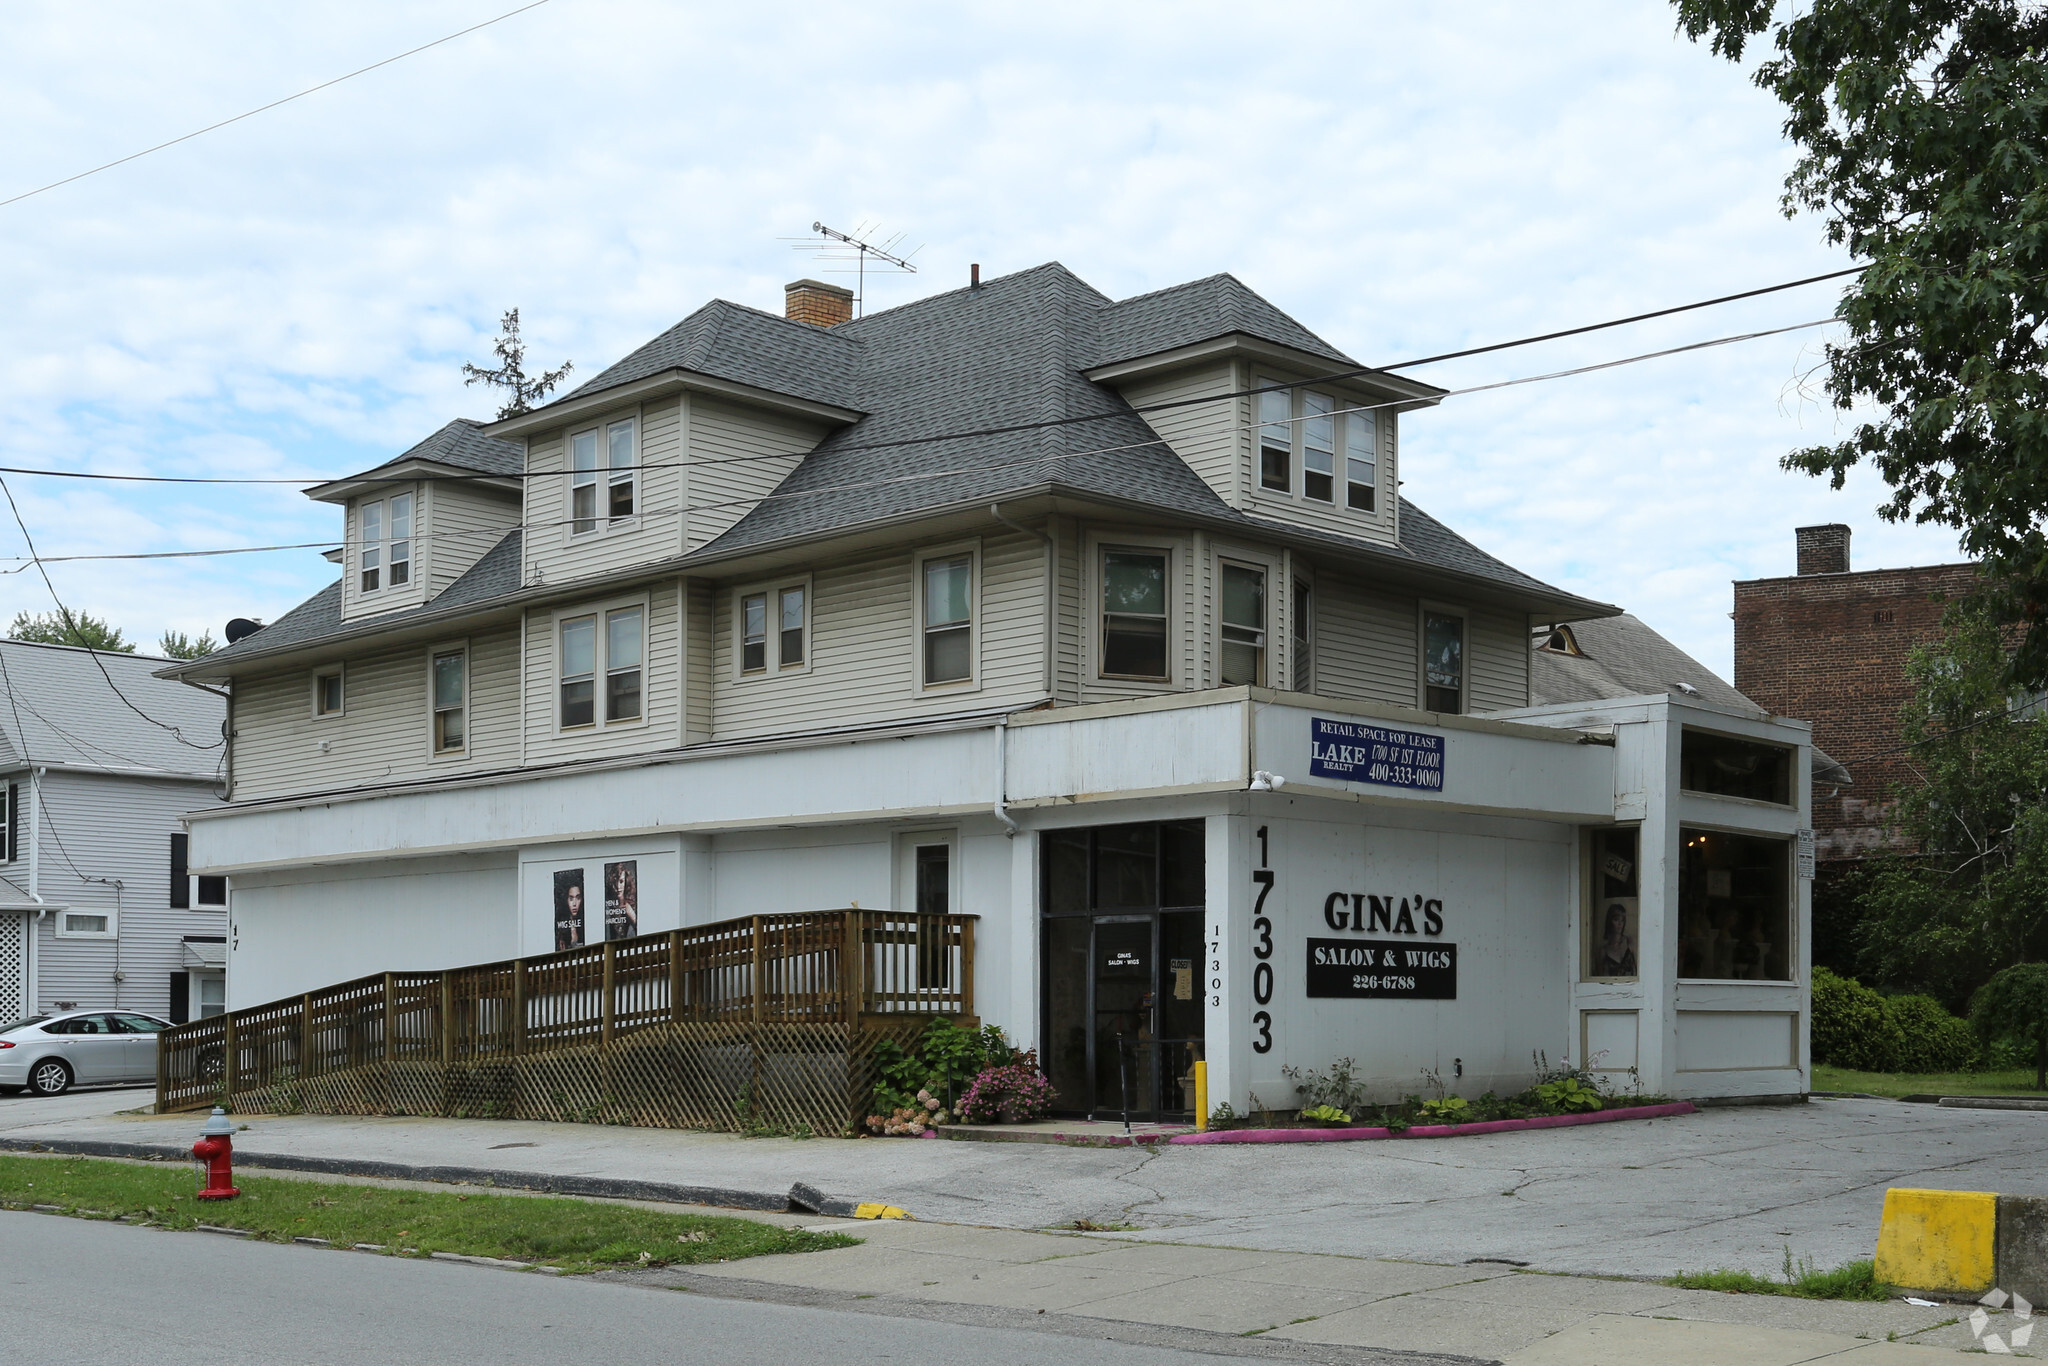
[786,220,920,318]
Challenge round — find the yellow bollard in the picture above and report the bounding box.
[1874,1188,1997,1294]
[1194,1060,1209,1131]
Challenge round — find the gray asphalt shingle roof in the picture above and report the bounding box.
[0,640,225,778]
[391,419,524,476]
[1529,613,1761,715]
[561,300,864,411]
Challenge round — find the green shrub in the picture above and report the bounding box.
[1884,993,1981,1072]
[1811,966,1905,1071]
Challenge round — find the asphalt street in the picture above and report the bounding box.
[0,1211,1430,1366]
[11,1090,2048,1279]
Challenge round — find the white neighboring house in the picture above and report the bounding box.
[0,641,229,1023]
[161,266,1818,1112]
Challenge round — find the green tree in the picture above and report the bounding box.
[461,309,573,420]
[1852,605,2048,1006]
[158,629,218,660]
[7,609,134,652]
[1971,962,2048,1088]
[1673,1,2048,679]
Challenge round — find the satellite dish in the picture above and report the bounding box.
[224,618,264,645]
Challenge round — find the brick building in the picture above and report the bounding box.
[1733,524,1977,865]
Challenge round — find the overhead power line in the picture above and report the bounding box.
[0,1,555,210]
[0,316,1839,571]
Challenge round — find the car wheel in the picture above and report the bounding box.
[27,1058,71,1097]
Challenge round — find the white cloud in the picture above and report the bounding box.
[0,0,1964,670]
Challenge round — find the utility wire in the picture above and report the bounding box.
[0,1,555,210]
[0,270,1858,489]
[0,316,1840,571]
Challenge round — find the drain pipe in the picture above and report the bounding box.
[994,719,1020,839]
[28,766,47,921]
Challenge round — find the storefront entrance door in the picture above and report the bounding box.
[1042,822,1205,1121]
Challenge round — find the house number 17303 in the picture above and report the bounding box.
[1251,825,1274,1054]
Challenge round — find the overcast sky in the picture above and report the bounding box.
[0,1,1967,675]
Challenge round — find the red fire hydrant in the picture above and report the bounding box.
[192,1106,240,1201]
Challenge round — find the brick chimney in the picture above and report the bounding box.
[1796,523,1851,576]
[785,278,854,328]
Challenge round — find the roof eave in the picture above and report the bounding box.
[484,369,866,439]
[304,459,524,504]
[1085,333,1449,409]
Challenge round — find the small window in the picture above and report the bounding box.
[314,668,344,717]
[196,974,226,1018]
[607,419,635,520]
[779,587,805,667]
[740,593,768,673]
[359,500,383,592]
[1258,388,1291,491]
[560,615,596,727]
[388,492,412,588]
[195,875,227,908]
[1101,549,1168,680]
[1345,409,1377,511]
[605,606,643,722]
[1677,829,1791,981]
[570,429,599,535]
[1220,563,1266,687]
[1302,392,1335,503]
[432,649,466,754]
[1679,729,1793,805]
[58,912,111,938]
[1423,611,1464,714]
[1291,578,1313,692]
[923,554,973,685]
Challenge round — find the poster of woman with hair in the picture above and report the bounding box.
[552,868,586,952]
[604,860,639,941]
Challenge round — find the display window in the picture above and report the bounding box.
[1583,826,1640,981]
[1677,828,1791,981]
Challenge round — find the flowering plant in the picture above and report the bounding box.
[954,1052,1057,1124]
[864,1089,951,1136]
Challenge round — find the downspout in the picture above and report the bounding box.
[993,719,1020,839]
[990,504,1055,700]
[28,766,46,920]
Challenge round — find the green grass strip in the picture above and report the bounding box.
[1668,1255,1891,1302]
[0,1153,852,1273]
[1812,1064,2046,1099]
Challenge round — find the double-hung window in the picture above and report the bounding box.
[1258,388,1292,492]
[922,555,973,686]
[1345,409,1377,510]
[356,494,412,592]
[1101,550,1169,680]
[1258,382,1377,514]
[388,493,412,586]
[559,605,645,729]
[360,501,382,592]
[571,419,635,535]
[432,649,466,754]
[1219,563,1267,687]
[1423,610,1465,714]
[1302,392,1335,503]
[738,582,808,675]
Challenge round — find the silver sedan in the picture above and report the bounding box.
[0,1009,171,1096]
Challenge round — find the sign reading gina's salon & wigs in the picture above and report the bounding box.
[1309,717,1444,791]
[1306,890,1457,1000]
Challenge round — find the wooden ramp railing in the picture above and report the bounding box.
[157,909,975,1136]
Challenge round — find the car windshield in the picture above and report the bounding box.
[1,1015,50,1032]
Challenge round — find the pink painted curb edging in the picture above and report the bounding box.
[1167,1100,1697,1144]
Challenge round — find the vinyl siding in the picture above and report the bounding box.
[684,396,828,551]
[520,398,687,587]
[1468,604,1532,713]
[231,623,522,802]
[521,581,683,765]
[708,532,1048,741]
[25,768,226,1018]
[1315,573,1421,708]
[682,577,713,745]
[426,482,520,595]
[1118,363,1240,507]
[1052,516,1082,705]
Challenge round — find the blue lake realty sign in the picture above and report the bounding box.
[1309,717,1446,791]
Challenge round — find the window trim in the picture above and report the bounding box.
[1085,530,1180,688]
[311,665,345,720]
[1418,602,1469,715]
[1099,545,1173,683]
[913,542,982,693]
[354,491,416,595]
[428,639,470,759]
[551,593,651,733]
[731,575,814,681]
[54,907,114,939]
[568,413,639,538]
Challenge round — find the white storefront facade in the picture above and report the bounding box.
[195,685,1813,1111]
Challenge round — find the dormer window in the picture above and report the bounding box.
[1256,381,1377,513]
[571,418,635,535]
[1258,390,1291,491]
[1302,392,1335,502]
[357,492,412,593]
[1345,409,1377,511]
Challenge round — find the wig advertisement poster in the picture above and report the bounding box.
[604,860,639,941]
[552,868,586,952]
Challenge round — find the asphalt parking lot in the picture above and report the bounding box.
[5,1090,2045,1278]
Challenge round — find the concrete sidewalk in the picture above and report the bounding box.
[0,1088,2032,1361]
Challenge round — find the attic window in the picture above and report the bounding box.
[1256,380,1377,513]
[570,418,636,535]
[1537,625,1584,657]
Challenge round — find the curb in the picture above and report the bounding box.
[1938,1097,2048,1112]
[1167,1100,1698,1144]
[0,1136,907,1219]
[929,1126,1194,1149]
[1876,1187,2048,1305]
